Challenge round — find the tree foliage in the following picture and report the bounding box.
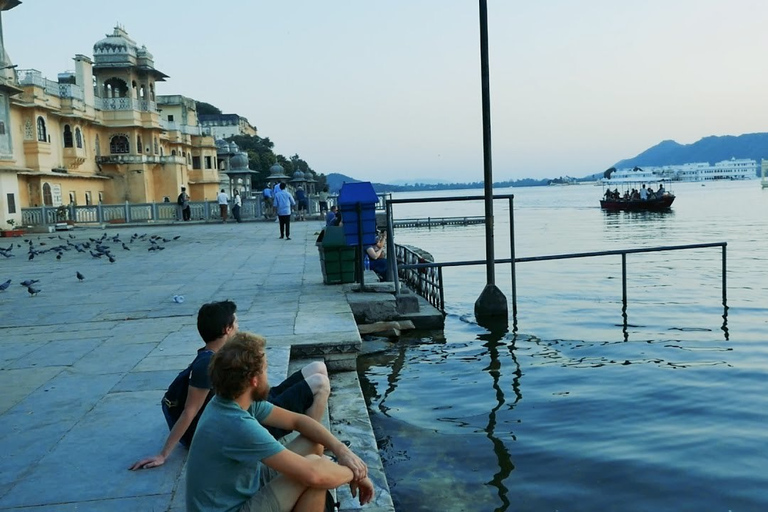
[195,101,222,115]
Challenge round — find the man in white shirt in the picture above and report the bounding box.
[217,189,230,222]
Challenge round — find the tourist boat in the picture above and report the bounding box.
[600,175,675,211]
[600,192,675,211]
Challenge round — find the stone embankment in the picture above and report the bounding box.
[0,220,398,511]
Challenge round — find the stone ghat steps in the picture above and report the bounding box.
[290,358,395,512]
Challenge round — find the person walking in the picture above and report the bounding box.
[217,189,229,222]
[274,182,295,240]
[177,187,191,221]
[262,183,273,218]
[319,186,330,215]
[232,189,242,223]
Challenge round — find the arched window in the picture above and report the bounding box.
[75,127,83,149]
[109,135,130,154]
[137,135,142,152]
[153,137,158,154]
[63,125,73,148]
[37,117,47,142]
[104,78,128,98]
[95,134,101,157]
[0,121,5,135]
[42,183,53,206]
[149,84,155,101]
[160,146,164,157]
[171,149,176,156]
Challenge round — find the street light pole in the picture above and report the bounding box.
[474,0,508,327]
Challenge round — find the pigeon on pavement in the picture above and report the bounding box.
[20,279,39,287]
[27,286,40,296]
[76,271,85,281]
[0,279,11,291]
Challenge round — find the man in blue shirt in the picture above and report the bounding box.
[186,332,374,511]
[273,182,296,240]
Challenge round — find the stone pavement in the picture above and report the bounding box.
[0,219,394,511]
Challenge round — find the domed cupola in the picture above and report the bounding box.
[230,152,248,170]
[268,162,289,180]
[93,26,138,66]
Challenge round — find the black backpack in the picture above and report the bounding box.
[163,349,213,422]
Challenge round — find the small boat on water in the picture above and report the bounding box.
[600,176,675,211]
[600,193,675,211]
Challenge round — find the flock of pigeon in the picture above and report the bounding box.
[0,231,181,297]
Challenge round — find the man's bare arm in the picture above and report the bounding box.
[263,406,368,480]
[129,385,209,470]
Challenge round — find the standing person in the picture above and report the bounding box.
[217,189,230,222]
[232,189,242,223]
[185,332,374,512]
[262,183,273,218]
[295,185,307,221]
[177,187,191,221]
[274,182,295,240]
[318,186,330,215]
[129,300,332,471]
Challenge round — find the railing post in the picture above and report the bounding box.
[509,196,517,321]
[97,202,103,223]
[204,201,210,221]
[151,201,158,221]
[722,244,727,305]
[124,201,131,223]
[438,266,445,312]
[621,252,628,310]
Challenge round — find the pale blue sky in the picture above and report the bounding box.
[5,1,768,183]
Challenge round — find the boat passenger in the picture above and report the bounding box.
[639,184,648,201]
[657,184,665,196]
[647,186,655,199]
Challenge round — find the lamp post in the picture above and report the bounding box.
[473,0,508,327]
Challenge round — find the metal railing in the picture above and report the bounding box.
[22,199,266,226]
[395,245,444,311]
[384,194,516,311]
[399,242,728,331]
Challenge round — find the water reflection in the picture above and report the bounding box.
[478,326,518,512]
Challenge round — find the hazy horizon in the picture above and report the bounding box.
[5,1,768,183]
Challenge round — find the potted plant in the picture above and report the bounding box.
[1,219,24,237]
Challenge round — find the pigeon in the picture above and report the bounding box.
[90,250,102,258]
[122,243,130,251]
[20,279,39,287]
[0,279,11,291]
[0,251,12,258]
[108,255,116,263]
[76,271,85,281]
[28,252,35,261]
[173,235,180,240]
[27,286,40,296]
[148,246,157,252]
[56,252,62,260]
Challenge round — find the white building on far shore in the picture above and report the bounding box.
[609,158,757,183]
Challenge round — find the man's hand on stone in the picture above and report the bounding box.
[350,477,375,505]
[129,454,166,471]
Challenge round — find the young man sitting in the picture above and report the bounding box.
[186,332,374,511]
[130,300,330,471]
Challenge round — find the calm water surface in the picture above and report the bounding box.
[359,181,768,512]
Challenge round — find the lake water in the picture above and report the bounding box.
[358,180,768,512]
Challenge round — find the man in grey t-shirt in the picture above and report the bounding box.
[186,332,374,512]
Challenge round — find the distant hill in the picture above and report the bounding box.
[614,133,768,174]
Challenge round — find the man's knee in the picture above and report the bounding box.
[305,373,330,398]
[302,361,328,379]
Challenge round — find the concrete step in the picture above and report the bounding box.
[329,371,394,512]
